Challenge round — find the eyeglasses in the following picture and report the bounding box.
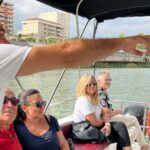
[87,82,97,87]
[104,79,112,82]
[3,96,19,106]
[26,101,47,108]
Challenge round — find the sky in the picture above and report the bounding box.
[6,0,150,38]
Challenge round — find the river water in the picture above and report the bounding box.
[8,68,150,118]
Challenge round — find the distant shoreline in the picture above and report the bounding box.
[87,62,150,68]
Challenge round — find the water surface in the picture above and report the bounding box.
[8,68,150,118]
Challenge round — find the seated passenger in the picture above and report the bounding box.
[14,89,69,150]
[0,87,22,150]
[73,75,132,150]
[96,71,148,150]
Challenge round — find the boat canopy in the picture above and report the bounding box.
[37,0,150,22]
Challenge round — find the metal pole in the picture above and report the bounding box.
[79,20,90,37]
[44,68,66,113]
[93,19,98,76]
[76,0,84,37]
[93,19,98,38]
[15,77,24,91]
[78,19,90,78]
[76,1,90,78]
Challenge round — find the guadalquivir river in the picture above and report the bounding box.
[9,68,150,119]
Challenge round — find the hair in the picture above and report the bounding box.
[0,0,3,5]
[19,89,40,105]
[96,70,110,81]
[76,74,99,105]
[5,87,15,97]
[14,89,40,124]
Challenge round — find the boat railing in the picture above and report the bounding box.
[49,98,75,106]
[111,99,150,135]
[52,98,150,136]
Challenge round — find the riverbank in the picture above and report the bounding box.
[89,62,150,68]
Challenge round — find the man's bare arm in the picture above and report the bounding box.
[17,35,148,76]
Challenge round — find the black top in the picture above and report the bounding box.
[99,88,113,110]
[15,115,60,150]
[37,0,150,23]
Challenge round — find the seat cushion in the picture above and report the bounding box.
[74,142,108,150]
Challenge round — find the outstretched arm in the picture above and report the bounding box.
[17,35,150,76]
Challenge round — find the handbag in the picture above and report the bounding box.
[72,120,105,143]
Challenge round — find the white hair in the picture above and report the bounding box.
[96,70,110,81]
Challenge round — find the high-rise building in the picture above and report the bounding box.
[22,18,66,39]
[39,11,70,38]
[0,0,14,35]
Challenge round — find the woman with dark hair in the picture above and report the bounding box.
[14,89,69,150]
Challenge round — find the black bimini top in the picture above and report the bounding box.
[37,0,150,22]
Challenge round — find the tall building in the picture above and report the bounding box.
[39,11,70,38]
[0,0,14,35]
[22,18,66,39]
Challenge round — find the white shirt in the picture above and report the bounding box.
[0,44,31,110]
[73,96,102,123]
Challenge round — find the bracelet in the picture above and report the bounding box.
[105,122,111,127]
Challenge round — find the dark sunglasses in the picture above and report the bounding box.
[3,96,19,106]
[26,101,47,108]
[87,82,97,87]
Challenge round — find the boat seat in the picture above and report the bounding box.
[74,143,108,150]
[60,120,109,150]
[123,105,146,125]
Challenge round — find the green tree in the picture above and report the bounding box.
[118,33,125,38]
[17,33,22,41]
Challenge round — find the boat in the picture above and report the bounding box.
[15,0,150,149]
[33,2,150,150]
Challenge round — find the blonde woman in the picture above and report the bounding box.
[73,75,132,150]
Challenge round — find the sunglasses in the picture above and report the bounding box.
[26,101,47,108]
[87,82,97,87]
[3,96,19,106]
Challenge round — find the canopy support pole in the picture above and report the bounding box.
[93,19,98,76]
[15,77,24,91]
[79,20,90,37]
[76,0,84,37]
[44,68,66,113]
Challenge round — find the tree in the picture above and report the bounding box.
[118,33,125,38]
[17,33,22,41]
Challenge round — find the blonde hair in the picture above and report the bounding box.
[76,74,99,105]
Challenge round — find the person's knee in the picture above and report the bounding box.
[114,121,126,129]
[111,121,128,134]
[129,115,137,122]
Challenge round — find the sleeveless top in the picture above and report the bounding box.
[15,115,60,150]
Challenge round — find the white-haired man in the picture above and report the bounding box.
[97,71,148,150]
